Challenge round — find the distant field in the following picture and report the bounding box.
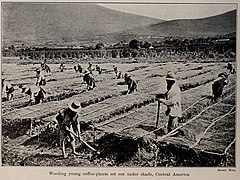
[1,56,236,65]
[1,60,236,167]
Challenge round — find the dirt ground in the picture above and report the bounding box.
[1,60,236,167]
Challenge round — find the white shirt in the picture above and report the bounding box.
[36,72,45,85]
[2,81,12,98]
[165,83,182,117]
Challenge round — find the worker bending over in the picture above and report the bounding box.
[2,78,15,101]
[54,101,82,158]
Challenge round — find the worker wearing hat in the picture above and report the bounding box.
[211,72,229,102]
[96,65,102,74]
[124,73,137,94]
[157,71,182,133]
[35,68,46,86]
[55,101,82,158]
[113,65,122,79]
[21,85,46,104]
[2,77,15,101]
[83,70,96,91]
[87,62,94,74]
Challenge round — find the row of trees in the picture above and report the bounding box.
[14,45,234,61]
[3,34,236,60]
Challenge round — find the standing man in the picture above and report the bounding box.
[60,62,65,72]
[113,65,118,78]
[41,59,47,69]
[35,68,46,86]
[54,101,82,158]
[157,71,182,133]
[77,64,82,73]
[87,62,94,74]
[74,65,78,73]
[226,62,233,74]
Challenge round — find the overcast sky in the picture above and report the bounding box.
[99,4,236,20]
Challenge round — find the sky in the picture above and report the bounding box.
[98,4,236,20]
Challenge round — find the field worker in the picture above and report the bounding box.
[77,64,82,73]
[113,65,122,79]
[44,64,51,73]
[41,63,51,73]
[212,72,228,102]
[157,71,182,133]
[113,65,118,78]
[232,68,236,74]
[124,73,137,94]
[60,62,65,72]
[83,70,96,90]
[54,101,82,158]
[40,59,46,67]
[2,78,15,101]
[87,62,94,74]
[21,85,46,104]
[41,60,45,69]
[117,71,122,79]
[74,65,78,73]
[226,62,233,74]
[96,65,102,74]
[35,68,46,86]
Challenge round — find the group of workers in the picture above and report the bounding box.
[2,67,46,104]
[74,64,83,73]
[1,61,233,158]
[21,68,47,104]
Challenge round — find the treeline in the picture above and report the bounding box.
[2,34,236,61]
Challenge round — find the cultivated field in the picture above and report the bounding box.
[1,60,236,167]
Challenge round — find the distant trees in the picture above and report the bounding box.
[8,45,15,51]
[95,43,104,49]
[129,39,139,49]
[2,33,236,61]
[141,41,151,49]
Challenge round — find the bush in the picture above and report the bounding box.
[129,39,139,49]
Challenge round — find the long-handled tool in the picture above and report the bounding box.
[155,100,161,128]
[65,127,100,154]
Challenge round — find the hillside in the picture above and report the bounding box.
[119,10,236,38]
[2,3,162,45]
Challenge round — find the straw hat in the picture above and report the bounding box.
[68,101,81,112]
[35,68,40,72]
[166,71,176,81]
[124,73,130,78]
[218,72,228,78]
[21,85,30,93]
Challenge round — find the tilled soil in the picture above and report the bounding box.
[2,62,236,167]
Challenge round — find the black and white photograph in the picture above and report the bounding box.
[1,0,238,173]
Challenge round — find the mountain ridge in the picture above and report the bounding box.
[119,9,236,38]
[2,3,236,45]
[2,3,162,45]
